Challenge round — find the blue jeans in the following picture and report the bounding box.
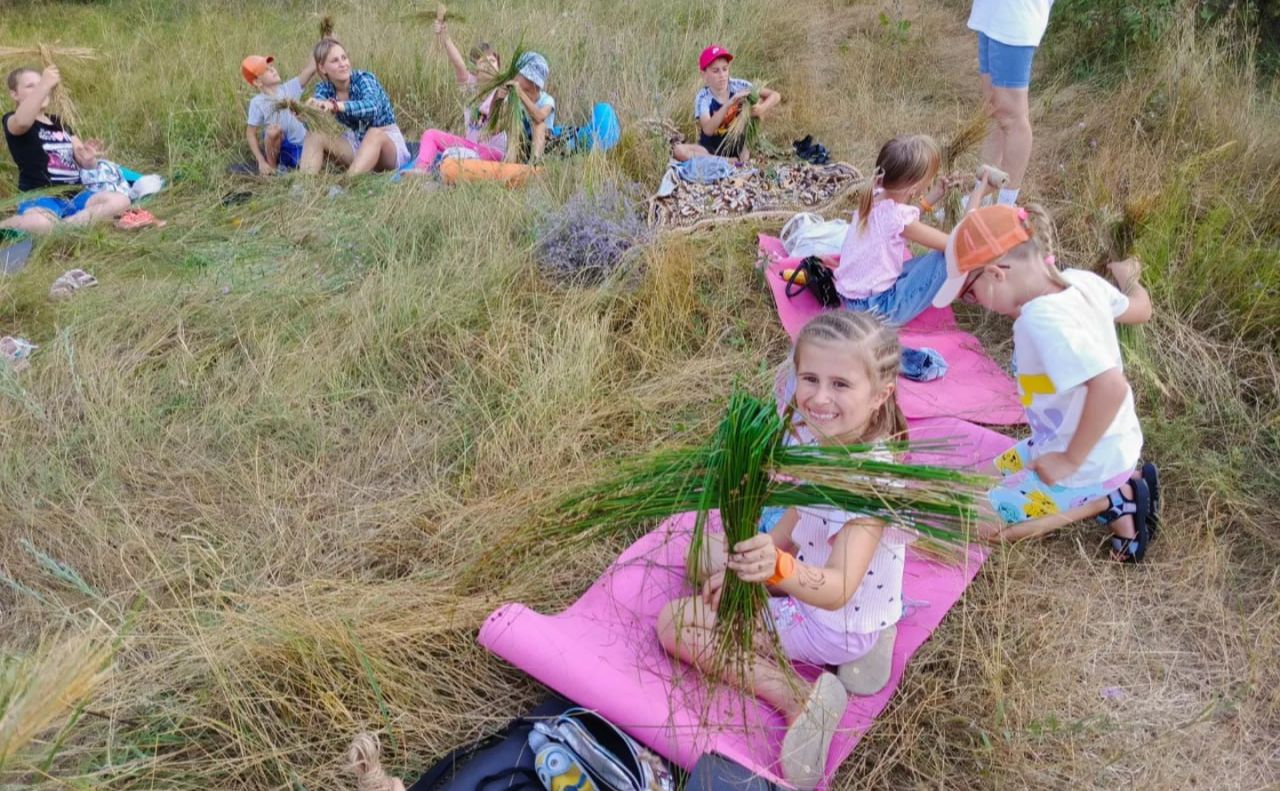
[977,32,1038,89]
[842,250,948,326]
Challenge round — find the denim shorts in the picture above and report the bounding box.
[841,250,948,327]
[17,189,92,219]
[977,32,1038,89]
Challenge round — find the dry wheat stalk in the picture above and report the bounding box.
[0,45,98,135]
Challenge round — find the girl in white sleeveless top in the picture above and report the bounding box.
[656,311,913,791]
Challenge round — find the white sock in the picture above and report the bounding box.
[998,187,1021,206]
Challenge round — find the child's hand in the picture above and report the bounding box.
[41,65,61,88]
[702,570,725,610]
[1107,257,1142,294]
[433,20,446,35]
[1028,452,1081,486]
[727,533,778,583]
[258,160,275,176]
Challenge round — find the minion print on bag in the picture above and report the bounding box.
[535,744,597,791]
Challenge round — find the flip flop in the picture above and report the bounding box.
[1,335,37,373]
[115,209,166,230]
[1101,478,1151,564]
[49,269,98,301]
[836,623,896,696]
[780,672,847,790]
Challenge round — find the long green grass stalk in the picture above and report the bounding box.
[470,43,529,161]
[559,388,985,678]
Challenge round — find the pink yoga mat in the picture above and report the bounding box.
[479,513,992,788]
[758,235,1025,426]
[477,421,1014,787]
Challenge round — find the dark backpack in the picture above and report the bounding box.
[784,256,842,308]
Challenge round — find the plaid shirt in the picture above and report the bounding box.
[314,70,397,138]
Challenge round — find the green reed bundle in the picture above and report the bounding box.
[0,46,98,136]
[560,387,985,677]
[271,97,346,136]
[470,43,529,160]
[718,82,765,157]
[941,112,989,226]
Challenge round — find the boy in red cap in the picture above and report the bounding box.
[673,45,780,162]
[241,53,317,175]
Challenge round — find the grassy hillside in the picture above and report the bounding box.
[1,0,1277,788]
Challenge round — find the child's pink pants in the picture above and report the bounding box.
[415,130,504,170]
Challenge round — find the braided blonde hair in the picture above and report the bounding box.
[791,311,908,442]
[1004,202,1071,288]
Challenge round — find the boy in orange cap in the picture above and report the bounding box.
[241,53,317,175]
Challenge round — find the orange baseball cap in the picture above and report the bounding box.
[241,55,275,85]
[933,204,1033,307]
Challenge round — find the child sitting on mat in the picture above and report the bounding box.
[673,45,781,162]
[509,51,556,161]
[413,19,508,171]
[242,52,318,175]
[932,204,1160,562]
[657,311,915,791]
[835,134,990,326]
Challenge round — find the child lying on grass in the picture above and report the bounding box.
[1,65,129,235]
[933,204,1160,562]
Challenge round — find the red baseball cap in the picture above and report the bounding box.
[933,205,1033,307]
[699,45,733,71]
[241,55,275,85]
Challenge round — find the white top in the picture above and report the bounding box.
[247,77,308,146]
[835,195,918,300]
[789,505,912,635]
[968,0,1056,47]
[1012,268,1142,488]
[78,158,129,195]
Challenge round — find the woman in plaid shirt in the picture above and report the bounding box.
[301,37,410,173]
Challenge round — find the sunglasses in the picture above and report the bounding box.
[957,264,1011,304]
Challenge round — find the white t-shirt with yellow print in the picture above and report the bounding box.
[1011,268,1143,489]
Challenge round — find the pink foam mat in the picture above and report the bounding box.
[478,511,993,788]
[757,235,1025,426]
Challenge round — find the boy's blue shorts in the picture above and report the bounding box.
[977,32,1038,89]
[17,189,93,219]
[279,138,303,170]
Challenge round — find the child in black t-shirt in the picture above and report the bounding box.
[1,66,131,235]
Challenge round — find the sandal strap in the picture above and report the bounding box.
[1110,535,1141,563]
[1095,486,1138,526]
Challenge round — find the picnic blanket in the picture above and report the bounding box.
[649,161,861,230]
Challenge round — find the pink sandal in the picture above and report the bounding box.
[115,209,166,230]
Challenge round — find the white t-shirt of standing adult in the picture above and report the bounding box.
[968,0,1056,47]
[1012,268,1142,489]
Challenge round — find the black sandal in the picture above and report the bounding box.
[1097,478,1151,564]
[1140,462,1160,535]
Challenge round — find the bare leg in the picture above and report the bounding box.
[65,192,131,226]
[299,133,354,174]
[529,120,548,160]
[988,86,1032,189]
[264,125,283,170]
[978,73,1004,169]
[656,596,807,720]
[672,143,712,162]
[2,210,56,235]
[347,128,399,174]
